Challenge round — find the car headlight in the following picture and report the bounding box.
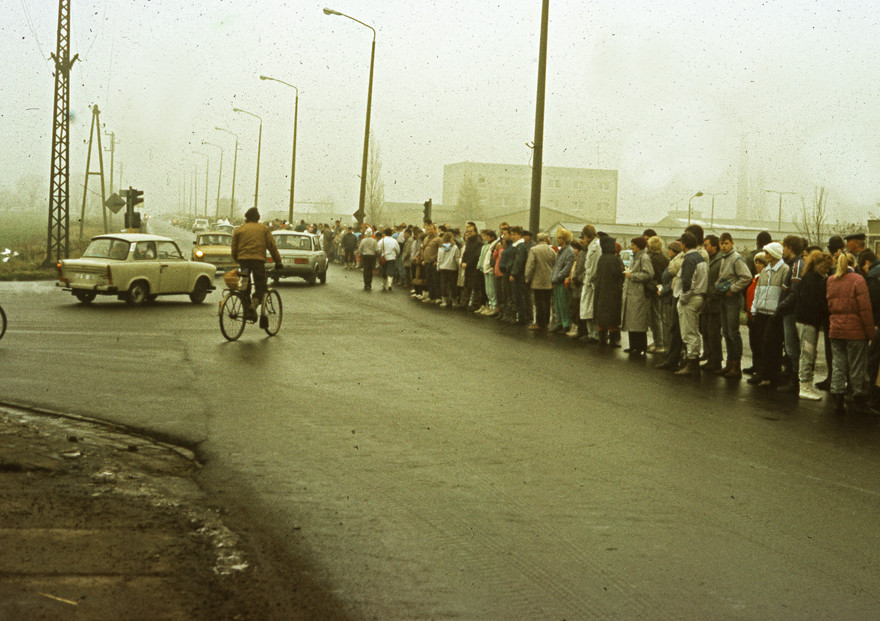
[195,250,204,258]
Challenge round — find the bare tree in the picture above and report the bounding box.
[797,186,830,246]
[365,135,385,226]
[456,174,482,222]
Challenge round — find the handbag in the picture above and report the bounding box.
[378,255,386,266]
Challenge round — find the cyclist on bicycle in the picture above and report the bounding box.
[231,207,283,321]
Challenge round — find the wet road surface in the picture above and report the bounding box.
[2,255,880,619]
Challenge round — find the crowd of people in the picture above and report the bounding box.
[323,218,878,416]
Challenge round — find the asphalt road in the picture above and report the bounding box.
[3,240,880,619]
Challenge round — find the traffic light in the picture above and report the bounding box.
[423,198,432,222]
[129,188,144,207]
[124,211,142,229]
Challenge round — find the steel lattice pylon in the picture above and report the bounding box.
[44,0,78,266]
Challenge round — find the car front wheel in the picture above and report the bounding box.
[189,277,210,304]
[125,281,150,306]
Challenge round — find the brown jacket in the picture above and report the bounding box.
[422,234,442,265]
[231,222,282,263]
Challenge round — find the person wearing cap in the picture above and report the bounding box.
[845,232,867,255]
[827,235,845,258]
[747,241,790,388]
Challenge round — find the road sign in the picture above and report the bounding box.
[104,193,126,214]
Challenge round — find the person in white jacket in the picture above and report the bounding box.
[579,225,601,342]
[377,228,400,292]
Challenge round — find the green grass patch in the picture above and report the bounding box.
[0,211,101,280]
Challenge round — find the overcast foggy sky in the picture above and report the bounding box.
[2,0,879,224]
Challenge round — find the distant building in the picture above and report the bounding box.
[442,161,618,225]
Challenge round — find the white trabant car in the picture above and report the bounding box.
[270,230,328,285]
[57,234,216,305]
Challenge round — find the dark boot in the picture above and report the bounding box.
[722,361,742,378]
[831,393,846,415]
[675,358,700,376]
[609,331,621,348]
[852,396,879,416]
[815,377,831,391]
[776,377,798,393]
[598,330,608,347]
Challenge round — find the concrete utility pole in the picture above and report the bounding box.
[528,0,550,236]
[80,104,108,237]
[215,127,239,220]
[104,129,117,227]
[322,7,375,225]
[44,0,79,266]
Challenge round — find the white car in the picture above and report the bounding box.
[192,218,209,233]
[57,234,216,305]
[270,231,328,285]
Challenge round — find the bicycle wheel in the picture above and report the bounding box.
[263,289,282,336]
[0,305,6,341]
[219,293,247,341]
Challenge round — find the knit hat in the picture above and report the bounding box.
[667,240,683,254]
[763,242,783,260]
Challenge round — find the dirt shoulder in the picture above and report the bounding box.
[0,405,350,621]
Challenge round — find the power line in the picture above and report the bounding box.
[19,0,50,73]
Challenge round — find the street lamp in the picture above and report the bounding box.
[687,191,704,226]
[201,141,224,219]
[260,75,299,224]
[704,191,727,230]
[765,190,799,233]
[323,6,375,225]
[215,127,239,220]
[233,107,263,210]
[192,151,209,217]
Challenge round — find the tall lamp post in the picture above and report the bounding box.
[765,189,799,233]
[201,141,224,218]
[528,0,550,236]
[215,127,239,220]
[233,107,263,210]
[687,191,704,226]
[192,151,209,217]
[260,75,299,224]
[323,7,375,225]
[704,191,727,230]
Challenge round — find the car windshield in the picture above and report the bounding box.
[199,235,231,246]
[275,235,311,250]
[83,238,130,260]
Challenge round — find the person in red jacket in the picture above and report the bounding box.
[826,251,876,414]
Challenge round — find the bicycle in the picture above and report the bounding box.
[219,267,282,341]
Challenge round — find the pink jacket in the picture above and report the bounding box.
[827,271,875,340]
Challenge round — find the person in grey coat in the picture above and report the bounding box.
[592,235,625,346]
[524,232,557,329]
[550,228,576,332]
[621,237,654,355]
[579,226,601,342]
